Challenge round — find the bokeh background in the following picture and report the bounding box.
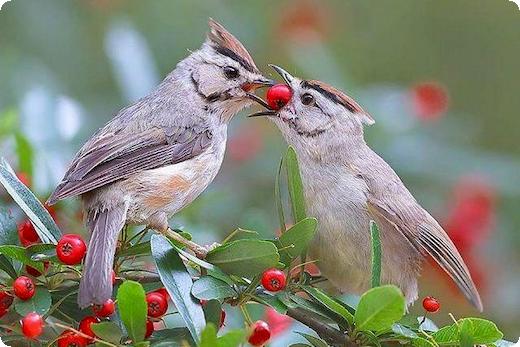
[1,0,519,343]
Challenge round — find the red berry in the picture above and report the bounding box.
[17,220,40,247]
[146,292,168,318]
[92,299,115,317]
[26,261,50,277]
[411,82,449,121]
[0,291,13,310]
[153,287,169,301]
[145,319,154,338]
[57,234,87,265]
[17,172,31,187]
[248,320,271,346]
[266,84,292,110]
[21,312,44,339]
[57,330,88,347]
[422,296,440,313]
[79,316,100,342]
[13,276,35,300]
[0,306,7,318]
[261,268,286,292]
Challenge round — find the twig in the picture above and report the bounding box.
[161,227,209,258]
[286,307,358,347]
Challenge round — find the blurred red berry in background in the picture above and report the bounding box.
[277,0,331,43]
[16,172,31,187]
[411,82,449,121]
[264,308,293,337]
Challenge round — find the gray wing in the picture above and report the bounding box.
[355,157,483,311]
[47,125,212,204]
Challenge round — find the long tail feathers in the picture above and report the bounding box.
[78,204,127,308]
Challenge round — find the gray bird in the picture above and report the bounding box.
[47,19,272,308]
[251,65,482,311]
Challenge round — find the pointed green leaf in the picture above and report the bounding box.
[278,217,317,260]
[202,300,222,329]
[192,276,236,301]
[200,324,218,347]
[303,286,354,325]
[117,280,147,343]
[286,146,306,223]
[370,221,381,288]
[458,318,503,344]
[14,132,33,178]
[0,159,60,244]
[217,330,245,347]
[275,156,287,233]
[14,286,51,316]
[206,239,279,278]
[0,245,43,271]
[297,332,329,347]
[151,234,205,343]
[354,285,405,332]
[413,337,437,347]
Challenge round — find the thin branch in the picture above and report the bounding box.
[160,227,209,258]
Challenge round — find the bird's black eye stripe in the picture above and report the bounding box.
[301,93,315,106]
[223,66,239,79]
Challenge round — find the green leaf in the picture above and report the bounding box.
[151,234,205,343]
[354,285,405,332]
[433,324,458,345]
[148,328,194,346]
[90,321,123,344]
[0,207,18,278]
[459,319,474,347]
[0,159,60,244]
[286,146,306,223]
[278,217,317,260]
[202,300,222,328]
[206,239,279,278]
[14,132,33,178]
[413,337,437,347]
[275,156,287,234]
[0,245,43,271]
[200,323,218,347]
[117,280,147,343]
[392,323,418,339]
[0,108,18,137]
[254,292,288,314]
[169,241,233,285]
[192,276,236,301]
[297,332,328,347]
[458,318,503,344]
[118,241,151,257]
[14,286,51,316]
[370,221,381,288]
[217,330,245,347]
[222,228,259,243]
[303,286,354,325]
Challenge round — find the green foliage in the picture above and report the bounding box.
[151,234,205,344]
[354,285,406,332]
[205,239,280,278]
[117,280,148,343]
[370,220,381,288]
[0,154,511,347]
[0,159,61,243]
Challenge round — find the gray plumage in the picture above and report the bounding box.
[48,19,271,308]
[261,66,482,311]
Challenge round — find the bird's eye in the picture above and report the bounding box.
[223,66,239,79]
[301,93,315,106]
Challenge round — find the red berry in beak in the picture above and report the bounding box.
[266,84,292,110]
[56,234,87,265]
[261,268,287,292]
[422,296,440,313]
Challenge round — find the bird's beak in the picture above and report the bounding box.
[241,78,275,92]
[269,64,294,85]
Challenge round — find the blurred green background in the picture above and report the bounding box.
[1,0,519,343]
